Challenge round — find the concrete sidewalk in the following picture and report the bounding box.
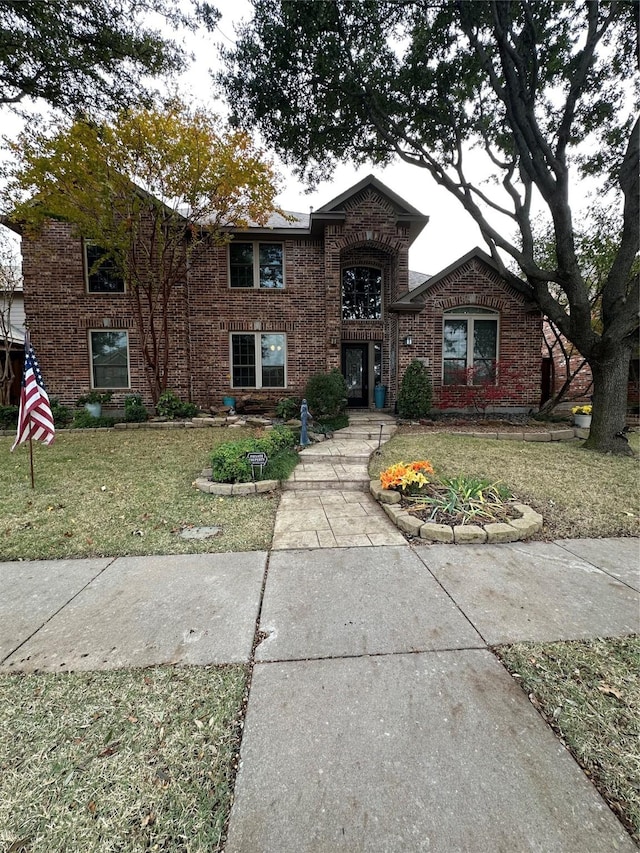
[1,538,638,850]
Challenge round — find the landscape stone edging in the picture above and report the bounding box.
[194,474,280,496]
[369,480,543,544]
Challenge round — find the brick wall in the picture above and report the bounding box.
[395,257,542,411]
[21,220,189,409]
[21,192,544,415]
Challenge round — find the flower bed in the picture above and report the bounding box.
[372,461,543,543]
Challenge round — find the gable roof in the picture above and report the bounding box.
[392,247,533,311]
[314,174,428,244]
[224,174,429,243]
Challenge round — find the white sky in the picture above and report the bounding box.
[175,0,486,277]
[5,0,593,277]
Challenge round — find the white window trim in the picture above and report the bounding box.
[84,240,126,294]
[442,308,499,385]
[228,241,285,290]
[89,329,131,389]
[229,332,287,389]
[341,265,383,321]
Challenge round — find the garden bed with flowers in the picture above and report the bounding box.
[370,460,543,544]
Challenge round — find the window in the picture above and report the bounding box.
[342,267,382,320]
[229,242,284,289]
[85,242,124,293]
[231,333,286,388]
[442,307,498,385]
[90,330,130,388]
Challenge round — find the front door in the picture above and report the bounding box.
[342,343,369,407]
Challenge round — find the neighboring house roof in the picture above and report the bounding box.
[391,247,534,312]
[408,270,430,291]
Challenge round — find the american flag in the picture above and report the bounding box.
[11,340,55,451]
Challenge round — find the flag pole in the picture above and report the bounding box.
[29,433,34,489]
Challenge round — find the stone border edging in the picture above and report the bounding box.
[194,473,279,496]
[369,480,543,544]
[401,426,586,442]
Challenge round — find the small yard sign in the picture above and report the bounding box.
[246,451,268,479]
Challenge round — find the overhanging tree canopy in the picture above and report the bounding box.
[220,0,639,454]
[0,0,216,113]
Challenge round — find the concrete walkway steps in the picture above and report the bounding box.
[274,410,405,546]
[282,410,395,494]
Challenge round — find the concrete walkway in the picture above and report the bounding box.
[274,410,404,549]
[1,537,638,851]
[1,413,639,851]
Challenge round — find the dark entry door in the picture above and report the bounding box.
[342,343,369,407]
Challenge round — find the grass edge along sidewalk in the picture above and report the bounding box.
[0,664,247,853]
[496,636,640,845]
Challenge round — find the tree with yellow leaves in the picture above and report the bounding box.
[2,101,281,402]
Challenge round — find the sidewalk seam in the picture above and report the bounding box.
[412,547,491,646]
[253,645,490,665]
[0,556,118,666]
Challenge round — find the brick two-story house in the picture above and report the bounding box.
[16,175,543,413]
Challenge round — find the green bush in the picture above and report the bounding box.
[313,413,349,433]
[397,359,433,419]
[304,369,348,418]
[0,405,19,429]
[124,394,148,423]
[156,389,198,420]
[275,396,301,420]
[50,398,73,427]
[210,427,297,483]
[71,410,116,429]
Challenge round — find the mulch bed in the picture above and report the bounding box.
[400,485,520,527]
[396,417,571,434]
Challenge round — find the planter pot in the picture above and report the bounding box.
[374,384,387,409]
[84,402,102,418]
[222,396,236,408]
[574,414,592,429]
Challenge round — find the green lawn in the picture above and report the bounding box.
[0,665,247,853]
[370,430,640,538]
[2,424,638,849]
[496,637,640,844]
[0,428,278,560]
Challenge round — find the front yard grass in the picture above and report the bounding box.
[0,665,247,853]
[370,430,640,538]
[0,428,279,560]
[496,637,640,844]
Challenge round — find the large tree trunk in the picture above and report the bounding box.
[583,344,633,455]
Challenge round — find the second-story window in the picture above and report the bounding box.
[229,242,284,289]
[342,266,382,320]
[85,241,124,293]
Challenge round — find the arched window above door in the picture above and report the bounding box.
[342,267,382,320]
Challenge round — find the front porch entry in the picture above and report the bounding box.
[341,342,382,408]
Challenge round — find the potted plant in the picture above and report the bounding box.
[76,390,113,418]
[572,404,592,429]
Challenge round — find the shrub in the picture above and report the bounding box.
[397,359,432,419]
[209,427,297,483]
[76,390,113,407]
[0,404,19,429]
[313,413,349,433]
[275,396,301,420]
[124,394,148,423]
[304,369,348,418]
[156,389,198,420]
[50,398,73,427]
[71,410,116,429]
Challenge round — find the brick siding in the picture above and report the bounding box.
[20,185,544,413]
